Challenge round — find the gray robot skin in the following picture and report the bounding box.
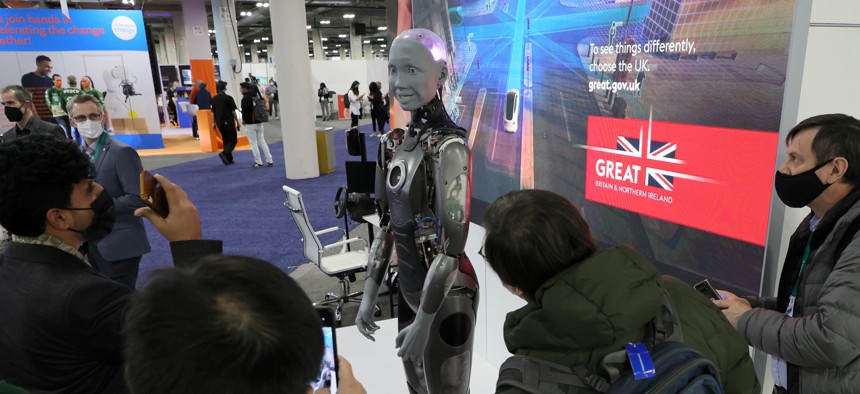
[355,28,479,394]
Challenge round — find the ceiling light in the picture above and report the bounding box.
[343,14,355,19]
[307,25,311,29]
[378,26,387,31]
[338,34,347,38]
[262,37,269,41]
[320,20,331,25]
[256,2,262,6]
[263,3,269,7]
[262,49,267,52]
[381,44,386,47]
[380,49,385,52]
[245,52,250,55]
[321,38,328,41]
[308,39,313,43]
[377,38,384,41]
[323,46,328,49]
[254,39,260,43]
[239,44,244,46]
[363,40,370,44]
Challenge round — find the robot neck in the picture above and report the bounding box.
[411,96,456,132]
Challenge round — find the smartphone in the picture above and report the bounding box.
[139,170,169,218]
[313,306,339,393]
[694,279,722,301]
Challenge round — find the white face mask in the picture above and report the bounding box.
[77,120,104,140]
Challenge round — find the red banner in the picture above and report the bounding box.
[583,116,779,246]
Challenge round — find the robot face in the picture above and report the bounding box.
[388,39,446,111]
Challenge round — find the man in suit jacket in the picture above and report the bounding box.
[1,84,64,143]
[70,94,150,288]
[0,133,222,393]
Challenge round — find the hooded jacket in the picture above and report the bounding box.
[499,246,759,394]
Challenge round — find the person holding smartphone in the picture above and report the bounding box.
[0,134,221,393]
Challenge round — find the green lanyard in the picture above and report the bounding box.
[790,232,815,298]
[91,133,106,163]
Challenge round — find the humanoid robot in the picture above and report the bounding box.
[355,29,478,394]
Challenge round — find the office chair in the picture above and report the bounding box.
[283,185,368,324]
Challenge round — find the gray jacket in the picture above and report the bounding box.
[739,190,860,393]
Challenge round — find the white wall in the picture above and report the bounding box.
[309,59,389,116]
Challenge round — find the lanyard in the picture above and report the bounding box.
[790,232,815,297]
[91,133,106,163]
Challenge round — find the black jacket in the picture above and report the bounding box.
[241,93,259,125]
[0,240,222,393]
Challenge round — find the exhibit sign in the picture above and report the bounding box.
[411,0,796,294]
[0,9,162,149]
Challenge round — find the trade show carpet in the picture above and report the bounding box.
[137,121,384,317]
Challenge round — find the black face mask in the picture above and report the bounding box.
[5,105,24,122]
[774,158,835,208]
[67,191,116,243]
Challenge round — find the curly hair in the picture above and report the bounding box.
[0,134,93,236]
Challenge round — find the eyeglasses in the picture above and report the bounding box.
[72,113,103,123]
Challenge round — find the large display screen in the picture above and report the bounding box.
[410,0,796,294]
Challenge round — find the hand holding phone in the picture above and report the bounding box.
[314,307,340,393]
[134,173,202,242]
[694,279,722,301]
[139,170,169,218]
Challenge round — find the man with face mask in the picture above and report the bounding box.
[68,94,150,288]
[0,85,64,143]
[0,133,221,393]
[716,114,860,393]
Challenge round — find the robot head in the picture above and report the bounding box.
[388,28,448,111]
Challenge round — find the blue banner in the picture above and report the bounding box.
[0,9,147,52]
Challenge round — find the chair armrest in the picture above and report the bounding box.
[315,226,344,237]
[323,237,367,252]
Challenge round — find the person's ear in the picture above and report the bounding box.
[827,157,849,184]
[45,208,72,231]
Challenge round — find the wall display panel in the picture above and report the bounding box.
[0,9,163,149]
[412,0,795,294]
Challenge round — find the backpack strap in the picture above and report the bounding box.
[498,356,606,393]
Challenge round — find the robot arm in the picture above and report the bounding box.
[395,137,472,360]
[355,139,395,340]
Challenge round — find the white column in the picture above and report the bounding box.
[211,0,242,100]
[269,0,320,179]
[172,13,190,64]
[266,44,274,63]
[182,0,212,60]
[251,44,259,63]
[339,45,346,59]
[363,43,372,59]
[349,23,363,59]
[164,27,178,65]
[312,28,325,60]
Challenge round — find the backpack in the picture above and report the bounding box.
[343,91,351,109]
[497,289,724,394]
[252,95,269,123]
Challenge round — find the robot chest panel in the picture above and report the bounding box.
[385,145,434,230]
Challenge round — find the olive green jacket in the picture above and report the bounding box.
[498,246,760,394]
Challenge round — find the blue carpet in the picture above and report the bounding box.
[138,124,382,287]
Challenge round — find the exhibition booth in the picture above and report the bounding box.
[3,1,860,392]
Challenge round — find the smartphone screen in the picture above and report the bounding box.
[313,307,339,393]
[694,279,722,301]
[139,170,169,218]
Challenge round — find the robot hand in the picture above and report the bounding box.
[355,281,381,341]
[395,310,434,362]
